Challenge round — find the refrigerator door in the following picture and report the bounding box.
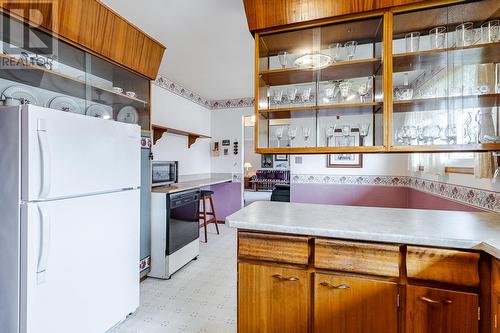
[21,190,140,333]
[20,105,140,201]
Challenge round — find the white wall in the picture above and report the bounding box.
[151,84,211,175]
[210,107,253,174]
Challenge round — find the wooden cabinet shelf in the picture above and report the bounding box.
[152,124,211,147]
[260,102,383,119]
[393,94,500,113]
[393,42,500,73]
[260,58,382,86]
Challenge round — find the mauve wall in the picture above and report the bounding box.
[208,182,243,221]
[291,184,483,212]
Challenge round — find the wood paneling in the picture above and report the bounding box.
[243,0,437,32]
[238,232,310,265]
[314,239,400,277]
[314,273,398,333]
[405,285,478,333]
[0,0,165,79]
[238,262,310,333]
[406,246,480,287]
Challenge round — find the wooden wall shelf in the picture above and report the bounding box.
[152,125,211,148]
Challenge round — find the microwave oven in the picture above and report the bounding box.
[152,161,178,187]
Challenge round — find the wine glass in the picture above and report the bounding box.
[326,124,337,147]
[328,43,342,62]
[272,89,284,106]
[302,127,311,147]
[339,80,352,101]
[301,88,312,104]
[288,126,297,147]
[287,88,297,105]
[422,124,441,145]
[344,41,357,60]
[325,81,339,102]
[358,76,373,103]
[359,123,370,146]
[442,125,457,144]
[275,126,284,148]
[278,51,288,68]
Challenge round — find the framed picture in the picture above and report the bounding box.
[275,154,288,161]
[274,161,289,170]
[327,131,363,168]
[261,154,274,168]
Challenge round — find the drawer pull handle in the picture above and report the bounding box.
[272,274,299,282]
[319,282,350,289]
[419,296,453,305]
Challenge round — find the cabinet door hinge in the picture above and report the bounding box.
[397,294,400,307]
[478,307,481,321]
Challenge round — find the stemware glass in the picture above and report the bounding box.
[339,80,352,101]
[442,125,458,144]
[325,81,339,101]
[328,43,342,62]
[359,123,370,146]
[288,126,297,147]
[357,76,373,103]
[326,124,337,147]
[405,32,420,52]
[481,20,499,44]
[287,88,297,104]
[275,126,284,148]
[272,89,284,106]
[344,41,357,60]
[277,51,288,69]
[422,124,441,145]
[302,127,311,147]
[456,22,475,47]
[429,26,446,49]
[301,88,312,103]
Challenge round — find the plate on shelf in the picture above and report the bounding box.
[116,106,139,124]
[86,104,112,119]
[48,96,83,114]
[2,85,39,105]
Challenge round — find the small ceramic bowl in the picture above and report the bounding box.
[126,91,137,98]
[112,87,124,94]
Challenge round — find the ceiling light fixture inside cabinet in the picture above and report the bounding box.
[294,53,332,69]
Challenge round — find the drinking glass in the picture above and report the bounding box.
[275,126,284,148]
[288,126,297,147]
[456,22,475,47]
[272,89,284,105]
[422,125,441,145]
[301,88,312,103]
[429,26,446,49]
[405,32,420,52]
[302,127,311,147]
[357,76,372,103]
[287,88,297,104]
[359,123,370,146]
[339,80,352,100]
[344,41,357,60]
[442,125,457,144]
[278,51,288,69]
[341,125,351,137]
[328,43,342,62]
[495,63,500,94]
[326,124,336,147]
[481,20,499,44]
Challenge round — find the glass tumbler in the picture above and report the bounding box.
[481,20,500,43]
[456,22,475,47]
[328,43,342,62]
[405,32,420,52]
[429,26,446,49]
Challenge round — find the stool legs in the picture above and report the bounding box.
[209,195,219,235]
[201,196,208,243]
[199,194,219,242]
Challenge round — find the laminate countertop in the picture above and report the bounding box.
[226,201,500,258]
[152,174,233,194]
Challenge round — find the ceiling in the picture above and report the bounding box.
[101,0,255,100]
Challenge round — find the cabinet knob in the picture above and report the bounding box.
[419,296,453,305]
[319,281,350,289]
[272,274,299,281]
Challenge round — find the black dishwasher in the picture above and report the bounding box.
[166,189,200,255]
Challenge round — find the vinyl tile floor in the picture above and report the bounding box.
[110,225,237,333]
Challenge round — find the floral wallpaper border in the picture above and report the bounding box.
[153,75,254,110]
[291,174,500,212]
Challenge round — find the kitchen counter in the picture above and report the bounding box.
[226,201,500,258]
[152,173,233,194]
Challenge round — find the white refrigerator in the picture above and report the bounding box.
[0,105,141,333]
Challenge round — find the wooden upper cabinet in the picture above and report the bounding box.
[0,0,165,79]
[313,273,398,333]
[406,285,478,333]
[243,0,436,32]
[238,262,310,333]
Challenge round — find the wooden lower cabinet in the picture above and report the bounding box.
[238,262,310,333]
[406,285,479,333]
[313,273,398,333]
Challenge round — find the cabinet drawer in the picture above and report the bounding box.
[238,232,309,265]
[406,246,480,287]
[314,239,400,277]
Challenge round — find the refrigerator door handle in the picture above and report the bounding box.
[37,205,51,284]
[37,119,51,199]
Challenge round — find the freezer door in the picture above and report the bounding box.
[21,190,139,333]
[21,105,140,201]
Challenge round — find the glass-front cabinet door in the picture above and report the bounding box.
[256,15,386,153]
[391,0,500,152]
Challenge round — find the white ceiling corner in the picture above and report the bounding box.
[100,0,255,100]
